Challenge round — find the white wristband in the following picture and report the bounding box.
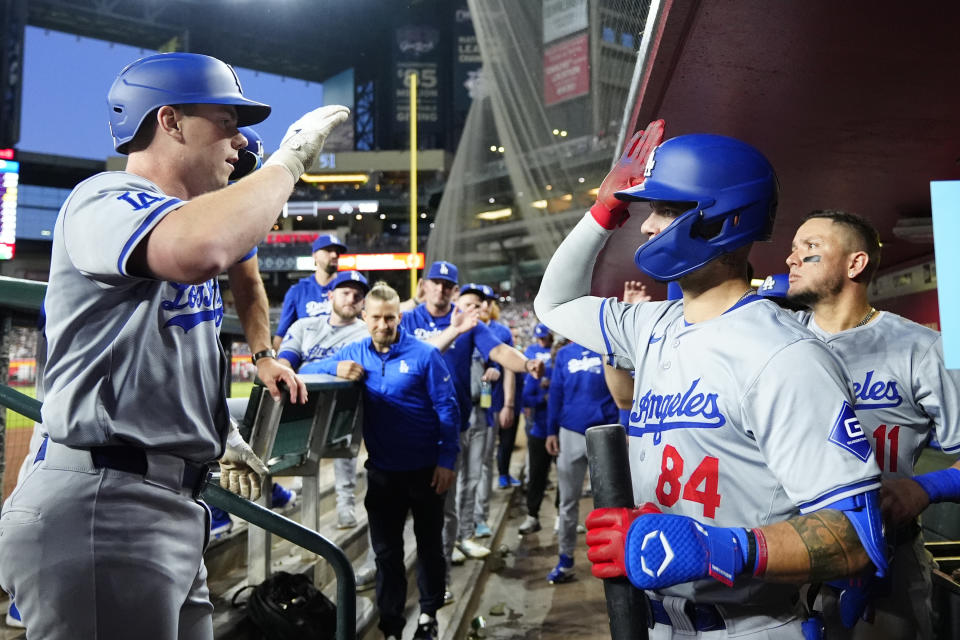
[264,149,305,182]
[226,425,245,448]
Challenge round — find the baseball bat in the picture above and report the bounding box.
[586,424,649,640]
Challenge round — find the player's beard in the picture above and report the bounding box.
[332,300,360,322]
[323,262,338,276]
[786,272,845,308]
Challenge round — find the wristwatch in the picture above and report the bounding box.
[251,348,277,365]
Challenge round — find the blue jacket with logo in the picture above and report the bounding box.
[401,303,503,428]
[548,343,618,436]
[302,328,461,471]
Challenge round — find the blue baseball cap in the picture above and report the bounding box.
[534,323,551,339]
[481,284,496,299]
[330,270,369,293]
[427,260,458,284]
[459,283,486,299]
[757,273,789,299]
[312,234,347,253]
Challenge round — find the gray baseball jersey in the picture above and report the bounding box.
[798,311,960,476]
[277,316,368,371]
[42,172,230,462]
[535,214,882,610]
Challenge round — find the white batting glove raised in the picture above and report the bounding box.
[264,105,350,181]
[219,427,270,501]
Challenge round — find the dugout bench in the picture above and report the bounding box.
[237,373,364,587]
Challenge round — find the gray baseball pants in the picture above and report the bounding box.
[557,427,589,557]
[0,440,213,640]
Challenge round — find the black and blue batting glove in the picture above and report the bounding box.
[623,513,764,589]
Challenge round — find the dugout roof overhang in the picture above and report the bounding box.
[597,0,960,294]
[24,0,392,84]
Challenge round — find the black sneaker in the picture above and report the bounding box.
[413,613,438,640]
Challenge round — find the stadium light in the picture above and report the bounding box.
[475,207,512,221]
[300,173,369,184]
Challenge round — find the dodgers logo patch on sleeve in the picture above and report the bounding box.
[828,401,871,462]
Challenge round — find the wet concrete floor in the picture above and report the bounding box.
[464,488,611,640]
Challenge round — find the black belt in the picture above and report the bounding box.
[91,444,209,497]
[650,599,726,631]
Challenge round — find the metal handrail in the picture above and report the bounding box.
[0,383,356,640]
[200,483,356,639]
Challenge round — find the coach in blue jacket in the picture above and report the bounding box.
[543,342,618,585]
[304,282,460,640]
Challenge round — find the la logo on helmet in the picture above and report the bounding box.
[643,146,659,178]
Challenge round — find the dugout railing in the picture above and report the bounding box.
[0,275,358,640]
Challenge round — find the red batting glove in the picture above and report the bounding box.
[591,120,666,230]
[585,502,662,579]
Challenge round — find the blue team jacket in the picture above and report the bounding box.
[547,343,618,436]
[302,328,461,471]
[522,347,552,439]
[401,304,502,428]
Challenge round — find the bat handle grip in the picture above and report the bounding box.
[586,424,650,640]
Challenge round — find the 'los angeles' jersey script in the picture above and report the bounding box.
[800,310,960,476]
[599,295,881,606]
[42,172,230,461]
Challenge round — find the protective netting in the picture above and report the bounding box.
[428,0,652,300]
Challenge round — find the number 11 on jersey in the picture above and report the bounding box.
[872,424,899,472]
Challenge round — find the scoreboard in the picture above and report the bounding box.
[0,156,17,260]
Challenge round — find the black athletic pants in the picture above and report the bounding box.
[526,433,554,518]
[495,411,519,478]
[365,462,446,637]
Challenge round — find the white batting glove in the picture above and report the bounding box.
[219,426,270,501]
[264,105,350,181]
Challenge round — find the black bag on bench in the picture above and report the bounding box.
[240,571,337,640]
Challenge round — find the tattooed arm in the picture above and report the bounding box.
[758,510,871,582]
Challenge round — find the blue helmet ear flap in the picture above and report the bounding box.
[230,126,265,181]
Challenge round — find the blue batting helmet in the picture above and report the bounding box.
[757,273,789,299]
[615,134,778,281]
[229,127,264,181]
[107,52,271,154]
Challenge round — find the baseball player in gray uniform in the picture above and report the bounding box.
[278,270,369,529]
[0,52,348,639]
[784,210,960,639]
[535,123,889,638]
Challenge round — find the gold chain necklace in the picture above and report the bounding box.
[856,307,877,327]
[736,288,756,304]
